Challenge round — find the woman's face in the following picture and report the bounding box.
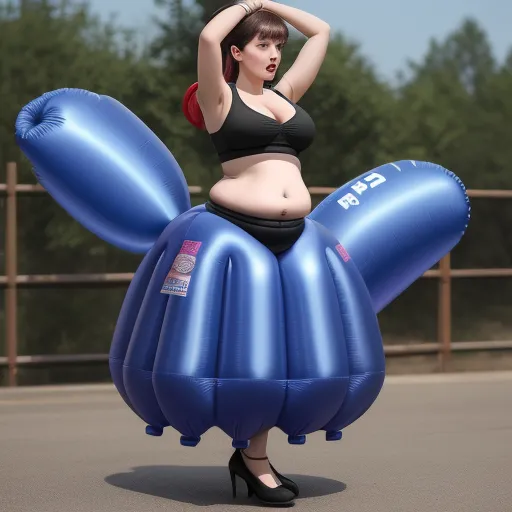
[232,33,285,81]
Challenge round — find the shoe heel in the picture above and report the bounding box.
[228,449,296,505]
[230,470,237,498]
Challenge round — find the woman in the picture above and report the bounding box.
[12,1,469,508]
[183,0,330,505]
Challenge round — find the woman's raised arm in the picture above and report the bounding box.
[197,2,263,109]
[265,2,330,103]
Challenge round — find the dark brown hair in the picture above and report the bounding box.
[220,7,289,82]
[182,3,289,129]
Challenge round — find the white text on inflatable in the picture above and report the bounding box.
[336,173,386,210]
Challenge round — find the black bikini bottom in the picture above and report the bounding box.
[205,200,305,255]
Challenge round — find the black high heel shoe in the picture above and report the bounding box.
[239,449,299,496]
[228,449,296,506]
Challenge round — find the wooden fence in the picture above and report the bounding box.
[2,162,512,386]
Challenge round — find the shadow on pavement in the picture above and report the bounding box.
[105,465,346,506]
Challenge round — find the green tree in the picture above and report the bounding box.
[137,0,221,190]
[0,0,147,371]
[390,18,500,186]
[383,17,512,341]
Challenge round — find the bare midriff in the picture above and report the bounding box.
[209,153,312,220]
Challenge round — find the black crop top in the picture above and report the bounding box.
[209,82,316,163]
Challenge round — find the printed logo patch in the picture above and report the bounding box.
[335,243,351,262]
[161,240,202,297]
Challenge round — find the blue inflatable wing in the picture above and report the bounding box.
[309,160,470,312]
[15,88,191,253]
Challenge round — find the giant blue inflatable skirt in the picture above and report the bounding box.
[14,88,471,449]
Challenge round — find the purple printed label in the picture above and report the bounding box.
[335,244,350,262]
[160,240,202,297]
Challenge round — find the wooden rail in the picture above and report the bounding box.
[2,162,512,385]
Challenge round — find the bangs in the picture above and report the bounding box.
[257,24,288,44]
[251,12,289,44]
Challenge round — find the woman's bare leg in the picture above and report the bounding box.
[241,429,281,488]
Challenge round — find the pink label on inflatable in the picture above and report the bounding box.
[161,240,202,297]
[335,244,350,262]
[180,240,202,257]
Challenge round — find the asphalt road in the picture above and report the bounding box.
[1,372,512,512]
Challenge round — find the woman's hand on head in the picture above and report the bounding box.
[260,1,278,13]
[239,0,266,13]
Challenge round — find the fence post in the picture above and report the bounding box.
[438,253,452,371]
[5,162,18,386]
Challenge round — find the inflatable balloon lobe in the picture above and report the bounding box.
[309,159,471,312]
[15,88,191,253]
[15,89,470,449]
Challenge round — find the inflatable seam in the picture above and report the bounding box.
[15,89,100,140]
[110,233,169,398]
[321,371,385,432]
[441,168,471,231]
[276,260,290,427]
[403,160,471,232]
[134,213,200,416]
[151,371,351,382]
[213,257,232,425]
[323,249,352,426]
